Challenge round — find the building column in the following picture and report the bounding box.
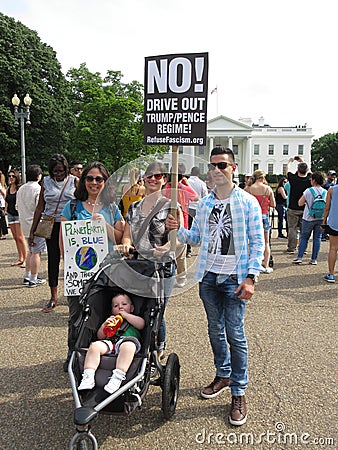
[209,136,214,151]
[228,136,233,149]
[246,137,252,173]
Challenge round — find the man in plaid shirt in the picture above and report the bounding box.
[166,147,264,426]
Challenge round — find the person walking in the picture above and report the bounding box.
[285,156,311,253]
[292,172,327,265]
[16,164,47,288]
[29,154,77,312]
[275,178,288,239]
[186,166,208,257]
[245,170,276,273]
[166,147,264,426]
[322,183,338,283]
[5,169,27,266]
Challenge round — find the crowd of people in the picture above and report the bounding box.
[0,151,337,427]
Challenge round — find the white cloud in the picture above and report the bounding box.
[1,0,338,138]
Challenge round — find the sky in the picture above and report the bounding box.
[1,0,337,140]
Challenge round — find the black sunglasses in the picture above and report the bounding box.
[208,162,231,170]
[85,175,105,183]
[72,167,83,172]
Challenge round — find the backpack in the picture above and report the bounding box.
[308,188,326,218]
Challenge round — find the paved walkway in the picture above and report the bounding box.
[0,234,336,449]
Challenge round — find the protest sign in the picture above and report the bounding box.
[62,219,108,296]
[144,52,208,146]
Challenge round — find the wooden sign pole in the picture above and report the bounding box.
[170,145,179,251]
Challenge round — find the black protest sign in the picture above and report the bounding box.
[144,52,208,146]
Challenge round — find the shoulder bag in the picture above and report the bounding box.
[34,177,70,239]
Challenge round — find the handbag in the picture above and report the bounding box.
[34,177,70,239]
[34,214,55,239]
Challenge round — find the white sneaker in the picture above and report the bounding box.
[262,267,273,274]
[309,260,317,265]
[78,372,95,390]
[175,278,187,288]
[104,369,126,394]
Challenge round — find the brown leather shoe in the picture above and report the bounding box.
[200,376,230,399]
[229,395,247,426]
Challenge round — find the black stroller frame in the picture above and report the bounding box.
[68,255,180,450]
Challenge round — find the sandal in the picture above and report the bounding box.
[42,300,58,312]
[11,260,24,266]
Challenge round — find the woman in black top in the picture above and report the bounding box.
[275,178,288,239]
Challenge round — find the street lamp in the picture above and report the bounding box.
[11,93,32,183]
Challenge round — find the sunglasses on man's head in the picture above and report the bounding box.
[85,175,105,183]
[208,162,231,170]
[145,173,163,180]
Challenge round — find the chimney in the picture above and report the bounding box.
[259,116,264,127]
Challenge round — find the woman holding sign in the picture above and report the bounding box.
[61,161,125,371]
[121,161,183,360]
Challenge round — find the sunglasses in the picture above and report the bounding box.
[145,173,163,181]
[72,167,83,172]
[8,174,16,178]
[52,170,65,175]
[208,162,232,170]
[85,175,105,183]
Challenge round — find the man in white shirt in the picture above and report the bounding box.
[16,165,47,288]
[187,167,208,257]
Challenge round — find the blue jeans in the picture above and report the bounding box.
[199,272,248,396]
[276,204,287,236]
[298,219,323,260]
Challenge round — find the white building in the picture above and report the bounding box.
[162,115,314,176]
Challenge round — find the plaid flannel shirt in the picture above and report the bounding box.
[177,186,265,283]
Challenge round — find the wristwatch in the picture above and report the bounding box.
[246,274,258,284]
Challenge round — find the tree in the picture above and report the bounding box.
[67,64,164,172]
[311,132,338,172]
[0,12,74,174]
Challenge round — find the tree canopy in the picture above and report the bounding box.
[0,12,74,174]
[66,64,165,173]
[311,133,338,172]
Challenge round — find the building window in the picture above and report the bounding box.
[253,144,260,155]
[253,163,259,171]
[198,146,205,155]
[233,144,238,155]
[199,163,204,174]
[178,146,184,154]
[164,163,170,172]
[268,164,274,174]
[268,144,274,155]
[298,144,304,155]
[283,164,287,174]
[283,144,289,155]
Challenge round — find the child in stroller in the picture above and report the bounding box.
[68,257,180,450]
[78,293,145,393]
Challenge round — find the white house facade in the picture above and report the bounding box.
[162,115,314,176]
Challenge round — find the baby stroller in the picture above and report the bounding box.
[67,253,180,449]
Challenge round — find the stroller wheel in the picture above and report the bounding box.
[162,353,180,419]
[69,430,98,450]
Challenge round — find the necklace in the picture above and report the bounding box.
[86,199,102,206]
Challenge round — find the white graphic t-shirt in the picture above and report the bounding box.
[206,198,236,274]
